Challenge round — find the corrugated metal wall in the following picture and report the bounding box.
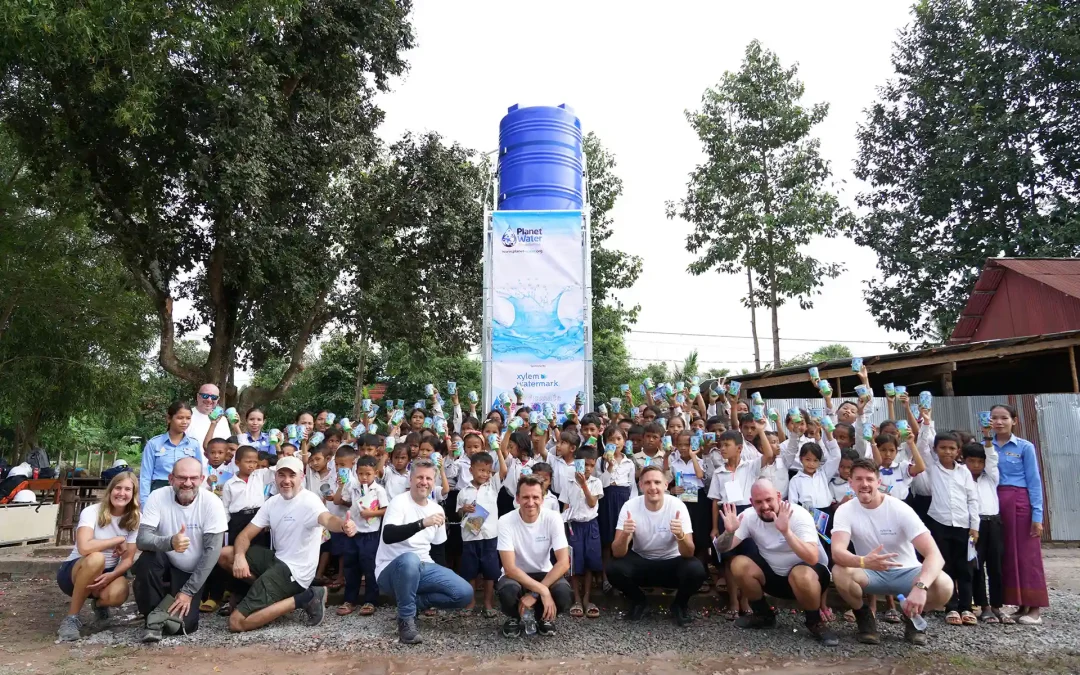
[762,393,1079,541]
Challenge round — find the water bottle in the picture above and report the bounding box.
[897,594,927,631]
[521,605,537,635]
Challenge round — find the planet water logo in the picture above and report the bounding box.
[501,226,543,248]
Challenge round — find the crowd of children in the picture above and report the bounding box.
[182,369,1047,630]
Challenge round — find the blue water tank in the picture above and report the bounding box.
[498,104,584,211]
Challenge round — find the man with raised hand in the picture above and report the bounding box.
[134,457,227,641]
[186,383,230,458]
[831,457,953,645]
[607,465,707,627]
[495,474,572,638]
[714,479,838,646]
[375,458,473,645]
[218,456,355,632]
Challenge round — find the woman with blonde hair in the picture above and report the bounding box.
[56,471,140,642]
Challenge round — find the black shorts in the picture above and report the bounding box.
[744,548,831,600]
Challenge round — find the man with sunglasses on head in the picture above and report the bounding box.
[188,384,230,468]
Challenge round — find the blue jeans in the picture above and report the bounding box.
[376,552,473,619]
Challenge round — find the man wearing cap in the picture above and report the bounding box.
[187,383,230,464]
[218,456,356,632]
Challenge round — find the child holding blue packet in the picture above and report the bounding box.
[561,446,603,618]
[598,425,635,592]
[496,430,533,517]
[457,452,500,616]
[668,431,712,577]
[337,456,387,616]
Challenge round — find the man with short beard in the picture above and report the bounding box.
[714,479,838,646]
[134,457,227,641]
[218,456,356,632]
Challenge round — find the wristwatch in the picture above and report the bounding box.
[913,580,928,591]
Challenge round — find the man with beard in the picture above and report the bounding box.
[831,458,953,645]
[713,479,838,646]
[134,457,227,641]
[495,474,572,638]
[607,465,707,627]
[218,456,356,632]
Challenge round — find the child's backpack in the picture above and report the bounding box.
[0,475,30,504]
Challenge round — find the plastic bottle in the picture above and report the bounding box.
[897,594,927,631]
[521,605,537,635]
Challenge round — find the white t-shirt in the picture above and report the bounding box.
[250,490,328,588]
[305,467,347,519]
[832,495,928,570]
[186,410,230,466]
[733,504,828,576]
[457,481,500,541]
[496,508,568,575]
[344,479,389,533]
[141,487,227,573]
[616,495,692,561]
[559,475,603,522]
[381,465,410,501]
[66,503,138,569]
[374,492,447,579]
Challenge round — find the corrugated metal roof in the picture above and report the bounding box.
[738,329,1080,384]
[950,258,1080,342]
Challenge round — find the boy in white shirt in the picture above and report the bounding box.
[963,439,1003,623]
[528,462,561,513]
[456,452,499,616]
[302,445,337,589]
[922,429,980,627]
[561,447,604,618]
[870,433,927,501]
[787,428,842,513]
[337,456,388,616]
[381,446,411,500]
[202,439,235,497]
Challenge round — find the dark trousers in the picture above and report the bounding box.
[607,551,708,609]
[973,515,1004,607]
[343,531,381,605]
[930,519,973,611]
[203,510,268,603]
[495,572,573,619]
[133,550,201,634]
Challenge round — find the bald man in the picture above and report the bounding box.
[187,383,230,463]
[134,457,227,641]
[714,479,838,646]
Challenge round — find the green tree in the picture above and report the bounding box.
[0,131,154,458]
[780,343,853,368]
[670,40,849,369]
[852,0,1080,340]
[585,133,643,399]
[0,0,415,408]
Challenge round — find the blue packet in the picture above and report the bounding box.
[851,357,863,372]
[446,381,457,395]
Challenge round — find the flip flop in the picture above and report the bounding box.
[199,599,219,613]
[326,579,344,590]
[881,608,902,624]
[336,602,355,616]
[570,603,584,618]
[842,609,856,624]
[945,610,962,625]
[979,609,999,623]
[359,603,376,616]
[724,609,740,621]
[961,611,978,626]
[586,603,600,619]
[482,608,499,618]
[998,611,1016,625]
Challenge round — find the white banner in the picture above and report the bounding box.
[488,210,586,409]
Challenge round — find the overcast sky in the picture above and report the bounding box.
[373,0,918,375]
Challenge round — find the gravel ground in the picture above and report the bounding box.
[75,589,1080,665]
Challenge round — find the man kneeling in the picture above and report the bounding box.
[218,457,356,632]
[714,479,838,646]
[495,475,572,637]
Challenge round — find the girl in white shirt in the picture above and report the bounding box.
[787,429,843,512]
[56,472,139,642]
[598,425,635,592]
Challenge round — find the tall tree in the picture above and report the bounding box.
[584,133,643,399]
[853,0,1080,340]
[670,40,848,368]
[0,0,414,407]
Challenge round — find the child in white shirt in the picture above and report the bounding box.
[787,428,842,512]
[457,452,499,616]
[561,447,603,617]
[336,455,387,615]
[381,445,411,501]
[963,438,1003,621]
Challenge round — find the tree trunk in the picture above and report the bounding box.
[352,330,368,420]
[746,266,761,371]
[769,251,781,369]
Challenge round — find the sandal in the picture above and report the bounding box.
[336,602,355,616]
[842,609,856,624]
[945,610,962,625]
[424,608,438,617]
[819,607,835,623]
[996,610,1016,625]
[570,603,584,618]
[199,599,219,613]
[723,608,740,621]
[586,603,600,619]
[979,609,999,624]
[358,603,376,616]
[961,611,978,626]
[482,608,499,618]
[326,579,344,591]
[881,608,902,624]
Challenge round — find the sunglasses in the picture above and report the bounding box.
[198,393,220,401]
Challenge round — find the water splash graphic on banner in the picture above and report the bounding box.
[493,289,584,361]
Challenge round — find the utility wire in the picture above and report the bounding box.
[627,329,897,345]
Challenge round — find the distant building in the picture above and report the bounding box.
[950,258,1080,344]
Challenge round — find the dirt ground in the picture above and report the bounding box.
[2,548,1079,674]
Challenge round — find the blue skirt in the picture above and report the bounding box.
[599,485,631,544]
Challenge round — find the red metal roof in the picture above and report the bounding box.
[950,258,1080,343]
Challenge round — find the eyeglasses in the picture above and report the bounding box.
[198,393,220,401]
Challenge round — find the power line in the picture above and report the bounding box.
[626,329,897,345]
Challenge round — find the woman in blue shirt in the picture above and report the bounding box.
[138,401,204,508]
[232,406,273,455]
[990,404,1048,624]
